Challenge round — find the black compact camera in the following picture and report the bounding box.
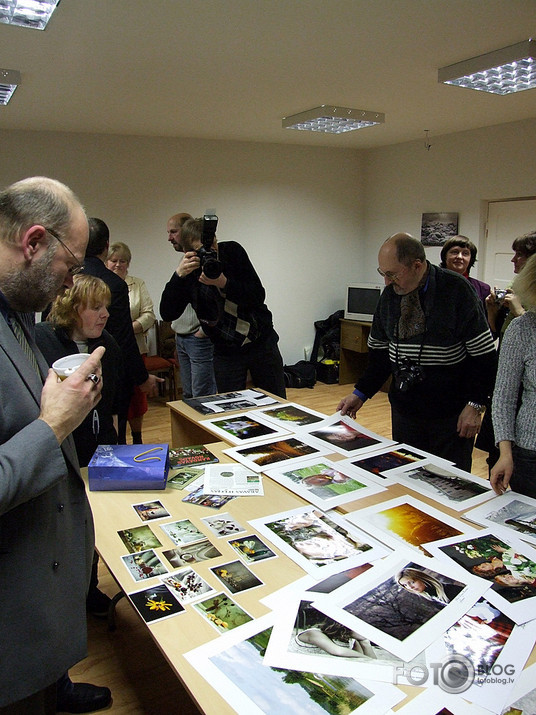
[393,357,425,393]
[197,209,222,279]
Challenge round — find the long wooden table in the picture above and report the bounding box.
[84,441,309,715]
[86,395,535,713]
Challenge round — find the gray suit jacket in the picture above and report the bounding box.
[0,313,94,706]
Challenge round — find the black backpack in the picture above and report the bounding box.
[283,360,316,389]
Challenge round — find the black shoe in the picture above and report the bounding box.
[56,682,112,713]
[86,588,112,618]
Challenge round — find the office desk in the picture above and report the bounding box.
[84,441,307,715]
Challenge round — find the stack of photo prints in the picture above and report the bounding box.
[115,396,536,715]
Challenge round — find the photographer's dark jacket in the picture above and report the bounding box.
[35,322,123,467]
[355,263,497,419]
[160,241,276,355]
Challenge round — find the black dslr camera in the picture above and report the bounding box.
[197,209,222,280]
[393,356,425,393]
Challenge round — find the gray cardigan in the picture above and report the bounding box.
[492,311,536,449]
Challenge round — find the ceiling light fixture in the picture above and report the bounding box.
[0,68,21,105]
[0,0,60,30]
[438,39,536,95]
[282,105,385,133]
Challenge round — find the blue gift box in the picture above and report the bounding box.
[88,444,170,491]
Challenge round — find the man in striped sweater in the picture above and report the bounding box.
[338,233,497,471]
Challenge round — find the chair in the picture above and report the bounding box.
[144,321,181,400]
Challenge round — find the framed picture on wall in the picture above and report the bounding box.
[421,212,458,246]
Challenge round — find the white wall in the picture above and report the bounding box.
[1,129,364,363]
[3,118,536,365]
[361,118,536,276]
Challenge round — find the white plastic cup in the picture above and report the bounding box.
[52,353,90,380]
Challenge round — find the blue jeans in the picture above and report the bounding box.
[175,332,217,398]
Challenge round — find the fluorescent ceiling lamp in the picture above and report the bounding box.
[282,105,385,133]
[0,68,21,105]
[0,0,60,30]
[438,39,536,95]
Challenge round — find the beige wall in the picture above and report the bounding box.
[362,117,536,275]
[2,117,536,365]
[1,129,363,364]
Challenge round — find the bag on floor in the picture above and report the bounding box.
[283,360,316,389]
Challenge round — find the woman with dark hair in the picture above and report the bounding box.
[440,235,490,307]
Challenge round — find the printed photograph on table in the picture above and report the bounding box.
[263,456,386,509]
[425,528,536,624]
[121,548,168,582]
[343,443,454,480]
[388,460,494,511]
[166,465,206,491]
[210,560,264,594]
[201,512,246,538]
[393,686,490,715]
[347,495,477,557]
[227,534,278,564]
[261,564,374,611]
[426,597,536,713]
[185,613,406,715]
[314,552,487,661]
[162,539,222,568]
[128,583,185,623]
[201,411,290,445]
[117,524,163,553]
[132,499,170,522]
[223,434,329,473]
[159,519,207,546]
[185,389,278,414]
[182,485,235,509]
[192,592,253,634]
[160,567,215,604]
[464,492,536,547]
[264,591,427,685]
[249,505,389,578]
[498,661,536,715]
[203,463,264,496]
[256,402,327,429]
[301,414,395,457]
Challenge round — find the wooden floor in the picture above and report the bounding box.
[71,383,490,713]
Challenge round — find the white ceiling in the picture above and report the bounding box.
[1,0,535,150]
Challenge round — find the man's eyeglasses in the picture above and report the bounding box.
[45,227,84,276]
[377,266,407,281]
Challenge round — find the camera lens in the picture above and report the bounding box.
[203,257,222,280]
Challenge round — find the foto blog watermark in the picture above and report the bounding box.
[395,655,516,693]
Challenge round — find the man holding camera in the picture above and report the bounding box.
[338,233,497,471]
[160,217,286,398]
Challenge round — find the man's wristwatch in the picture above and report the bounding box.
[467,401,485,414]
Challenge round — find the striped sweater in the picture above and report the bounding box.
[355,263,497,419]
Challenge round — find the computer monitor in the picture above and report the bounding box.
[344,283,383,322]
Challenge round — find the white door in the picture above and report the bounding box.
[483,198,536,290]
